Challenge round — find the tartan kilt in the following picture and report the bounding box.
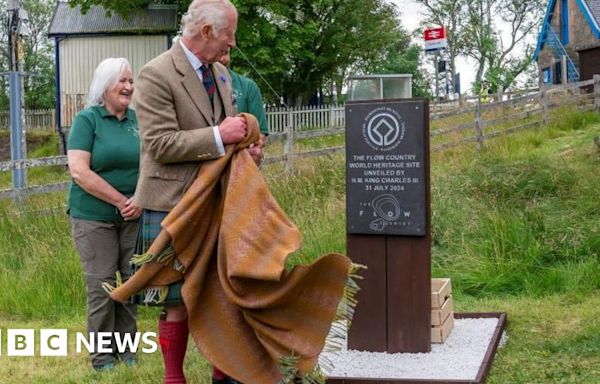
[131,209,183,306]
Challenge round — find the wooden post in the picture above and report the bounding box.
[475,97,484,151]
[329,104,335,128]
[541,89,548,126]
[594,75,600,113]
[284,109,294,172]
[561,55,568,85]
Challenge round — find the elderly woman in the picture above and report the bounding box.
[67,57,141,371]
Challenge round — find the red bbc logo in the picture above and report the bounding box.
[424,27,446,41]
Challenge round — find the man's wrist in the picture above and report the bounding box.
[213,125,225,155]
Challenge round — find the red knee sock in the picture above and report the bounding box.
[159,318,189,384]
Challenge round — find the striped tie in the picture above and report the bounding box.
[200,64,216,103]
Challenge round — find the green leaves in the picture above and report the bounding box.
[63,0,416,105]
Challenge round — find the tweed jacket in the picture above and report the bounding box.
[133,42,236,211]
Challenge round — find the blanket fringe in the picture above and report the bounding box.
[278,262,366,384]
[130,245,176,266]
[101,271,123,295]
[278,354,327,384]
[141,286,169,304]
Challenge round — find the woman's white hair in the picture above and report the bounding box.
[181,0,237,39]
[86,57,131,108]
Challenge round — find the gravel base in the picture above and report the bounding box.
[320,317,501,380]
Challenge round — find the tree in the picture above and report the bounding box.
[414,0,544,94]
[413,0,466,98]
[230,0,407,105]
[68,0,411,106]
[0,0,56,110]
[462,0,544,92]
[354,24,431,98]
[22,0,56,109]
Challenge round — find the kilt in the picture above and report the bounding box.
[131,209,183,306]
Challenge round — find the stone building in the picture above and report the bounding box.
[534,0,600,85]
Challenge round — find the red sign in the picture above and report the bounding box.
[423,27,447,52]
[424,27,446,41]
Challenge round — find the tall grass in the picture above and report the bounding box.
[0,197,83,319]
[431,108,600,297]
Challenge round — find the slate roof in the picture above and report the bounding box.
[48,1,178,36]
[586,0,600,24]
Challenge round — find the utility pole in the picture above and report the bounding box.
[7,0,29,192]
[434,51,439,100]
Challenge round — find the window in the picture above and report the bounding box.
[542,67,552,84]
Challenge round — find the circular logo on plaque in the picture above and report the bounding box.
[362,107,405,151]
[369,194,402,231]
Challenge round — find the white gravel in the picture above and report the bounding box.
[320,317,502,380]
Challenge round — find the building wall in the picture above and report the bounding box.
[59,34,170,126]
[538,0,600,84]
[568,0,598,50]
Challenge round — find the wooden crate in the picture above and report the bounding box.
[431,278,452,308]
[431,278,454,343]
[431,310,454,343]
[431,295,453,326]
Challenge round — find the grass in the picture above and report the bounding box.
[0,108,600,382]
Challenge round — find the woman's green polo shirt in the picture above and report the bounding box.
[67,105,140,222]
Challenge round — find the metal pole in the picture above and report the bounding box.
[7,0,28,193]
[9,72,25,190]
[434,51,439,100]
[444,55,450,100]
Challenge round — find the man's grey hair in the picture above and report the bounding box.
[181,0,237,38]
[86,57,131,108]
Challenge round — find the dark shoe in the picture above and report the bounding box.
[212,377,242,384]
[123,357,137,367]
[92,362,116,372]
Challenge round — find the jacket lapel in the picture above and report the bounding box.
[213,63,235,118]
[171,43,214,125]
[212,65,224,121]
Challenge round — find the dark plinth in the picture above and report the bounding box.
[327,312,507,384]
[346,99,431,353]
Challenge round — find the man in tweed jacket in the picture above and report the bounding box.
[132,0,262,383]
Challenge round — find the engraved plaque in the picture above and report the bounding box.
[346,99,427,236]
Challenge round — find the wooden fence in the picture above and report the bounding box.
[0,89,544,133]
[1,76,599,200]
[0,109,56,130]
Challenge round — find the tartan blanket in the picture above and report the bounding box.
[106,113,358,383]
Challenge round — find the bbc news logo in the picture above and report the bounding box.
[0,329,158,356]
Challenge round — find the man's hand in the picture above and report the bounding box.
[247,134,266,165]
[219,116,247,144]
